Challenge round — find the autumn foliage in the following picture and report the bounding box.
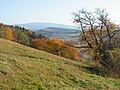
[30,38,80,61]
[0,23,80,61]
[0,23,45,45]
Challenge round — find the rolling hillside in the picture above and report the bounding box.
[36,27,80,41]
[14,22,80,41]
[0,38,120,90]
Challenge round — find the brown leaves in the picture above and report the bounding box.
[31,38,80,61]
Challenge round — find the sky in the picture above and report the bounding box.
[0,0,120,25]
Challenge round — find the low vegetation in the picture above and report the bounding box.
[30,38,80,61]
[0,38,120,90]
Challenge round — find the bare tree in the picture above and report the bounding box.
[73,9,118,66]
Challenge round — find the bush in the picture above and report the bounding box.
[100,49,120,78]
[30,38,80,61]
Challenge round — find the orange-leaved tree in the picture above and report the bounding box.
[5,27,13,40]
[30,38,80,61]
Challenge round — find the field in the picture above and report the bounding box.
[36,27,80,41]
[0,38,120,90]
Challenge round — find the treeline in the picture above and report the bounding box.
[0,23,45,45]
[0,23,80,61]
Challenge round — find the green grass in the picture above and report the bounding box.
[0,38,120,90]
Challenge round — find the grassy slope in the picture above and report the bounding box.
[0,38,120,90]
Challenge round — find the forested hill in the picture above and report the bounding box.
[0,23,45,45]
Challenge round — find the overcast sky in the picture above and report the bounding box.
[0,0,120,25]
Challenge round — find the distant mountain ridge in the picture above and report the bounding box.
[14,22,79,40]
[14,22,78,30]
